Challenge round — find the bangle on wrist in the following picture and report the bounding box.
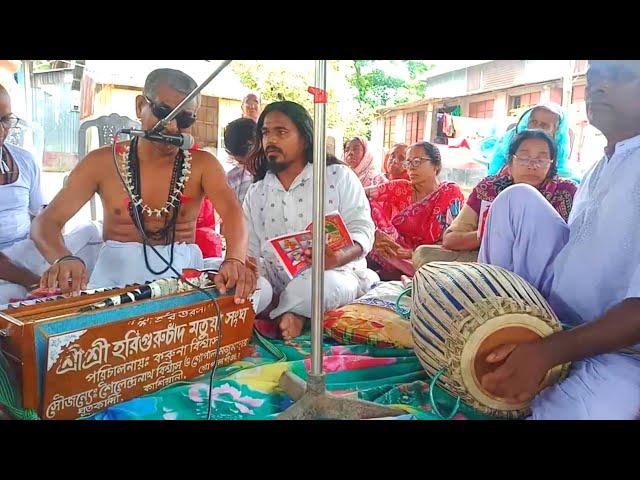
[52,255,86,268]
[222,256,245,266]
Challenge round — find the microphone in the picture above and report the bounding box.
[121,129,195,150]
[79,274,211,312]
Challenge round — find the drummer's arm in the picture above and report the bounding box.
[0,252,40,289]
[539,298,640,368]
[482,297,640,402]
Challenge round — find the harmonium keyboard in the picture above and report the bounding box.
[0,273,255,420]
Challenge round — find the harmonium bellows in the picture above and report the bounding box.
[0,281,255,420]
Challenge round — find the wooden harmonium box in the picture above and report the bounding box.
[0,282,255,420]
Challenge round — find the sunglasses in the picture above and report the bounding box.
[144,96,197,129]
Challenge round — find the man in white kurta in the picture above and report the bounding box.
[243,101,379,339]
[478,60,640,419]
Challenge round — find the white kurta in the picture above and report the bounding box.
[0,222,103,304]
[243,162,379,319]
[0,143,45,249]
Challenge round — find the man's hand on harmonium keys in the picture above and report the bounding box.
[213,257,257,305]
[40,255,88,295]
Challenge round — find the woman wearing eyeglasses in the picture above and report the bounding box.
[367,141,464,279]
[486,103,575,181]
[443,129,577,253]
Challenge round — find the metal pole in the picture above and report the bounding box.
[562,60,574,111]
[22,61,33,124]
[150,60,232,133]
[310,60,327,376]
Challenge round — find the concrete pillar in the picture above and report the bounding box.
[424,104,434,142]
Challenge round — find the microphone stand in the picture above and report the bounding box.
[149,60,232,134]
[276,60,405,420]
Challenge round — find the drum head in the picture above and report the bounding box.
[459,313,566,414]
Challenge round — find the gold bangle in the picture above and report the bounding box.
[222,257,245,266]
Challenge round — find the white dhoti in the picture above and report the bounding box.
[0,222,103,304]
[88,241,205,289]
[268,266,379,320]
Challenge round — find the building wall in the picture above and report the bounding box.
[216,97,243,165]
[31,69,81,171]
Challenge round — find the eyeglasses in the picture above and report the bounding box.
[0,114,19,130]
[512,154,552,169]
[144,96,197,129]
[401,157,431,169]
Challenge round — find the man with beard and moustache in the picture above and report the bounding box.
[30,68,260,307]
[243,101,379,340]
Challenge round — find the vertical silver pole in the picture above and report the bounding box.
[310,60,327,376]
[22,61,33,124]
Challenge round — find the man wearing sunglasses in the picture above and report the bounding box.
[30,69,259,307]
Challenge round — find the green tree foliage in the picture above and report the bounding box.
[232,60,432,140]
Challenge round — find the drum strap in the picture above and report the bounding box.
[429,367,461,420]
[395,287,412,319]
[253,327,287,363]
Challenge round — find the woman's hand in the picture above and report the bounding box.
[374,230,402,258]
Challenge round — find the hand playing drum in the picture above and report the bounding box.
[409,262,570,418]
[481,341,554,404]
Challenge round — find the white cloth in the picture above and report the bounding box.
[549,134,640,330]
[88,241,204,289]
[243,162,378,318]
[0,222,103,304]
[0,143,44,249]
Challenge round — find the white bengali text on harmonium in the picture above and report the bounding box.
[112,323,187,360]
[84,356,150,384]
[142,371,184,393]
[188,316,219,340]
[55,323,188,375]
[223,307,250,328]
[49,362,186,418]
[184,348,218,368]
[77,393,122,417]
[196,352,241,374]
[187,335,220,353]
[45,388,99,419]
[97,369,158,399]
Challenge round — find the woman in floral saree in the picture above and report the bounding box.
[367,141,463,279]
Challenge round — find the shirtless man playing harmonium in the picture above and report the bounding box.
[30,68,262,306]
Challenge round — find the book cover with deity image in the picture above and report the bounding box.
[268,212,353,279]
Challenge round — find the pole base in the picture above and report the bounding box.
[276,371,406,420]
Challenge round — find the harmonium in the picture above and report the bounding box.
[0,272,256,420]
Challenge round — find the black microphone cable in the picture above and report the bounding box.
[112,131,225,421]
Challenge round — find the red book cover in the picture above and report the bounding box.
[269,213,353,279]
[478,200,492,240]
